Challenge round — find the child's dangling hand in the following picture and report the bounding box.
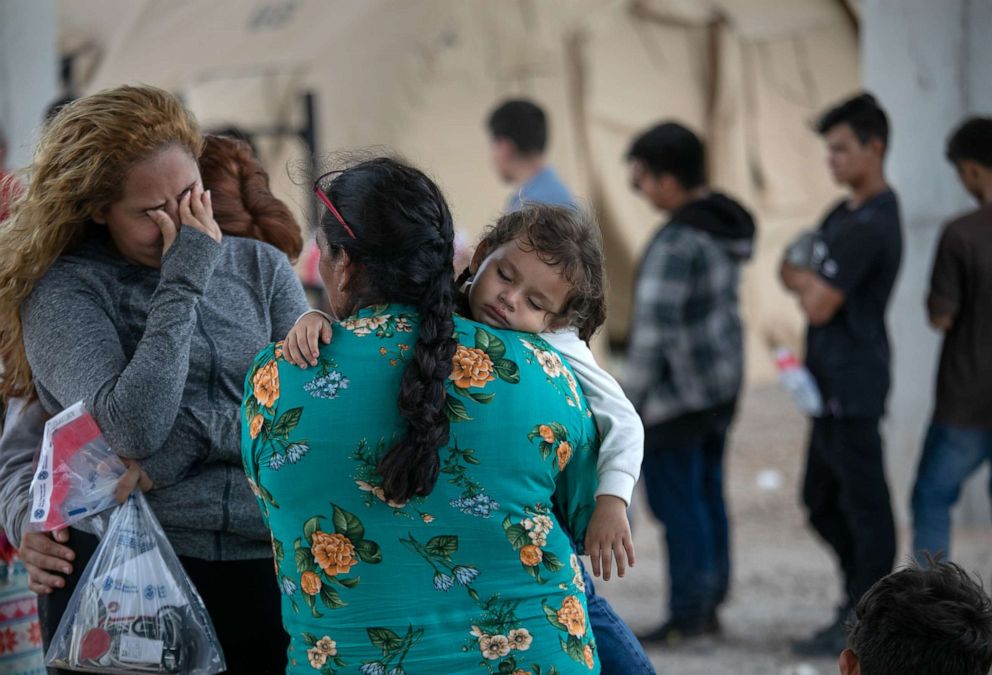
[283,311,333,368]
[585,495,636,581]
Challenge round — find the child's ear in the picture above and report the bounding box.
[469,241,492,274]
[546,315,571,333]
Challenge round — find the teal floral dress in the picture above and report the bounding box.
[242,305,600,674]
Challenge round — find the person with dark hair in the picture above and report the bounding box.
[487,98,576,211]
[838,561,992,675]
[287,203,654,673]
[911,117,992,564]
[242,158,605,671]
[625,121,756,644]
[781,92,902,656]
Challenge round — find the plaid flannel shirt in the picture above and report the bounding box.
[624,222,744,427]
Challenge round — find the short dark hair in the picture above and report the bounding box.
[847,561,992,675]
[487,99,548,155]
[626,122,706,190]
[816,92,889,148]
[946,117,992,169]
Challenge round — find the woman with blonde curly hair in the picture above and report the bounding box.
[0,85,307,673]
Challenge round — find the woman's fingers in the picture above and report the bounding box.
[178,187,222,243]
[25,564,65,593]
[147,208,178,255]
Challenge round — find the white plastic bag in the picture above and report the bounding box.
[45,492,225,674]
[28,402,126,533]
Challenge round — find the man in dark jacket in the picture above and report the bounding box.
[625,122,755,644]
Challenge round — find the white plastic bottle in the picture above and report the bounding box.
[775,348,823,417]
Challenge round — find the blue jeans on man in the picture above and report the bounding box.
[912,423,992,561]
[641,409,732,627]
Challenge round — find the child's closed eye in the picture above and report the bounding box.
[527,298,543,311]
[497,266,512,282]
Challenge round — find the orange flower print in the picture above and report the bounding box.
[450,345,495,389]
[253,360,280,408]
[314,636,337,656]
[519,544,543,567]
[249,414,264,439]
[379,347,388,356]
[300,571,322,596]
[421,513,435,524]
[584,644,594,669]
[557,595,587,638]
[274,341,284,360]
[556,441,573,471]
[538,425,555,443]
[307,647,327,669]
[311,530,358,576]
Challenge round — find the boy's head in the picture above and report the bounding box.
[946,117,992,203]
[626,121,706,212]
[487,99,548,183]
[816,92,889,188]
[466,204,606,341]
[839,561,992,675]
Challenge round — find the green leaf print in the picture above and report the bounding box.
[542,601,566,631]
[445,395,472,422]
[477,327,507,359]
[272,407,303,437]
[294,538,315,574]
[332,504,365,542]
[542,550,566,573]
[505,524,530,550]
[467,390,496,404]
[355,539,382,564]
[303,592,323,618]
[337,576,361,589]
[303,516,323,542]
[366,627,403,655]
[425,535,458,559]
[301,632,318,647]
[319,583,345,609]
[493,358,520,383]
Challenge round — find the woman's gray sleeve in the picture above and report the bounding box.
[0,398,47,546]
[22,228,221,458]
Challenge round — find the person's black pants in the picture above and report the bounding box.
[38,529,288,674]
[802,417,896,607]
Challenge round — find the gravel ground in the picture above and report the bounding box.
[595,384,992,675]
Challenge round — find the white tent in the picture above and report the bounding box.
[59,0,860,380]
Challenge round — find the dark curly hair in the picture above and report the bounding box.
[317,157,456,504]
[199,134,303,260]
[458,204,607,342]
[847,559,992,675]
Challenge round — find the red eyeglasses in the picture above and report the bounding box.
[312,170,357,240]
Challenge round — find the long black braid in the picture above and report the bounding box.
[320,158,456,503]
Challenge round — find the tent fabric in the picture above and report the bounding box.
[60,0,859,382]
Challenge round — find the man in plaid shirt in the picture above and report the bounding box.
[625,122,755,645]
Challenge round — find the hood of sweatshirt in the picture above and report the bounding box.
[670,192,756,261]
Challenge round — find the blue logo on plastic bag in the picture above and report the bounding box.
[33,509,44,519]
[37,471,48,480]
[103,576,114,591]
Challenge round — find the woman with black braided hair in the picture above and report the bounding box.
[242,157,603,672]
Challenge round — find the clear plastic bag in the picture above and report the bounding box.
[28,402,126,532]
[45,492,225,674]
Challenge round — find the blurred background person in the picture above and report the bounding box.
[910,117,992,563]
[781,93,901,656]
[624,121,755,645]
[488,98,576,212]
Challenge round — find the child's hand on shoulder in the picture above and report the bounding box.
[584,495,635,581]
[284,311,333,368]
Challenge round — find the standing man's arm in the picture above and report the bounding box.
[926,225,963,332]
[780,262,846,326]
[624,236,694,409]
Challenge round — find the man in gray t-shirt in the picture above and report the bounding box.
[912,117,992,562]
